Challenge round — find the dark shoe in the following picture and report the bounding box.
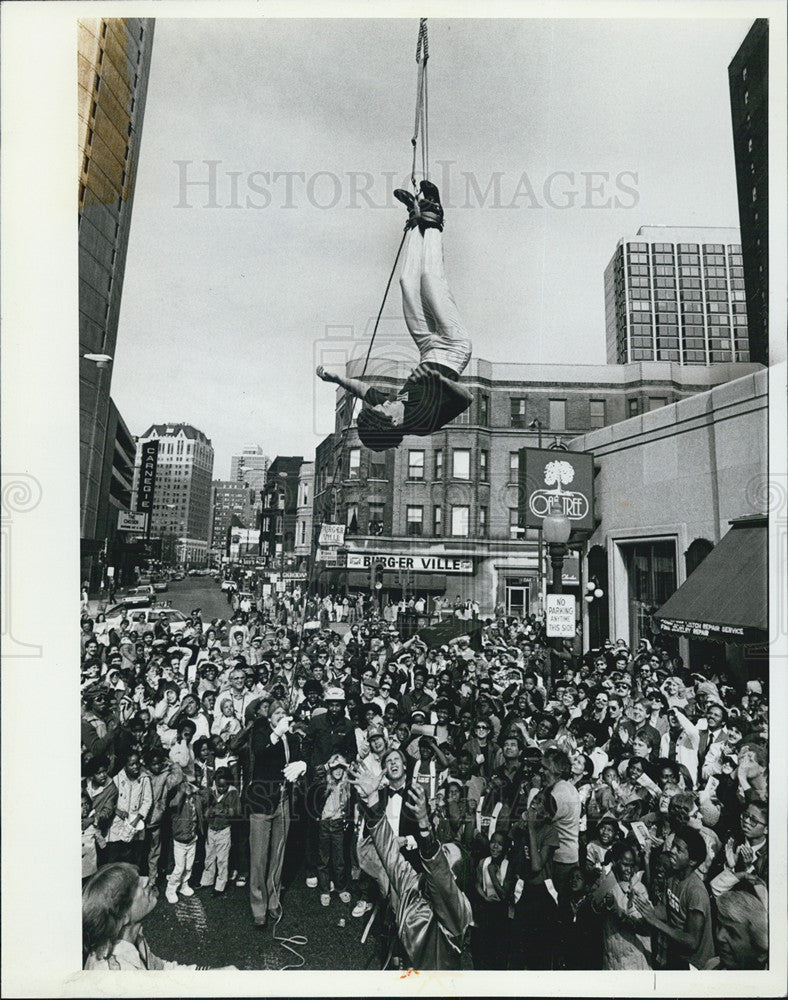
[394,188,420,230]
[254,917,267,930]
[419,179,441,205]
[418,180,443,231]
[212,888,225,897]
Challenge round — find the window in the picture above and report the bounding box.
[408,450,424,480]
[348,448,360,479]
[509,508,523,540]
[479,449,489,481]
[451,506,469,537]
[452,449,470,480]
[628,398,639,417]
[589,399,606,428]
[479,393,490,427]
[509,451,520,483]
[346,504,359,532]
[478,506,487,538]
[434,449,443,479]
[510,397,527,428]
[406,506,423,537]
[368,503,384,533]
[433,506,442,536]
[369,454,386,479]
[549,399,566,430]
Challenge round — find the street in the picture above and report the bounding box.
[160,575,235,623]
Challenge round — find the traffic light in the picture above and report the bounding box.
[370,561,384,591]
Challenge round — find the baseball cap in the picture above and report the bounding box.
[324,686,346,702]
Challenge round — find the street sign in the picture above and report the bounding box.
[118,511,147,532]
[519,448,595,532]
[319,523,346,547]
[317,547,339,563]
[546,593,577,638]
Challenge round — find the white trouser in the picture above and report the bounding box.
[399,227,472,376]
[200,826,232,891]
[167,838,196,891]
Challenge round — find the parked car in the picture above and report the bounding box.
[104,605,189,635]
[221,579,238,593]
[118,585,154,607]
[152,578,168,592]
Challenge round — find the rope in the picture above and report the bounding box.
[271,910,308,970]
[411,18,429,190]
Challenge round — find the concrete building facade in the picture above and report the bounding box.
[79,17,154,581]
[132,423,214,566]
[604,226,749,367]
[294,462,315,562]
[569,367,769,672]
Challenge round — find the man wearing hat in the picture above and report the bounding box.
[302,687,357,889]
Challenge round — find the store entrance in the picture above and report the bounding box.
[622,540,679,653]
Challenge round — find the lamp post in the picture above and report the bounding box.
[528,418,544,613]
[541,496,571,685]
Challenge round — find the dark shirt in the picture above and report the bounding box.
[365,368,472,437]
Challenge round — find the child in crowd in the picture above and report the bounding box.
[586,815,621,871]
[199,767,241,896]
[165,766,202,904]
[317,754,353,907]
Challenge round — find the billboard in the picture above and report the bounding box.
[518,448,595,532]
[346,552,473,574]
[136,440,160,513]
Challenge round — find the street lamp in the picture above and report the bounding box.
[542,497,571,595]
[528,418,545,611]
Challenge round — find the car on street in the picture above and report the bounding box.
[117,585,154,607]
[152,578,168,592]
[221,579,238,592]
[104,605,189,635]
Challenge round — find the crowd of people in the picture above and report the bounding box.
[81,584,769,972]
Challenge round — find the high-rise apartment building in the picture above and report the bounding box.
[79,17,154,578]
[209,481,258,557]
[604,227,750,366]
[230,445,269,491]
[729,19,769,366]
[132,423,214,566]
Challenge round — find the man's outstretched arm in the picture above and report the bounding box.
[316,366,371,401]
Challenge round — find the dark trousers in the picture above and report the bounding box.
[513,881,559,970]
[317,818,348,893]
[305,812,320,878]
[471,898,510,969]
[105,838,143,867]
[231,816,249,878]
[552,860,579,967]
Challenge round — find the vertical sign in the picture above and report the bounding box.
[137,440,159,513]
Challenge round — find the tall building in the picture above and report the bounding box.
[96,401,136,588]
[312,355,760,615]
[79,17,155,582]
[728,19,769,366]
[604,227,750,366]
[230,445,269,491]
[209,480,258,559]
[132,423,214,566]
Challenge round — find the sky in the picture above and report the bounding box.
[112,15,753,476]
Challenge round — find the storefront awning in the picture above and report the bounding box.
[654,515,767,645]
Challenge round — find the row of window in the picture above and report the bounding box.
[345,501,529,540]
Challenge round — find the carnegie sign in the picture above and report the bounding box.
[136,440,160,513]
[518,448,595,532]
[346,552,473,574]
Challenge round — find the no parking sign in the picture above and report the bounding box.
[546,594,576,638]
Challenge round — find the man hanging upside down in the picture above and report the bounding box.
[317,182,473,452]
